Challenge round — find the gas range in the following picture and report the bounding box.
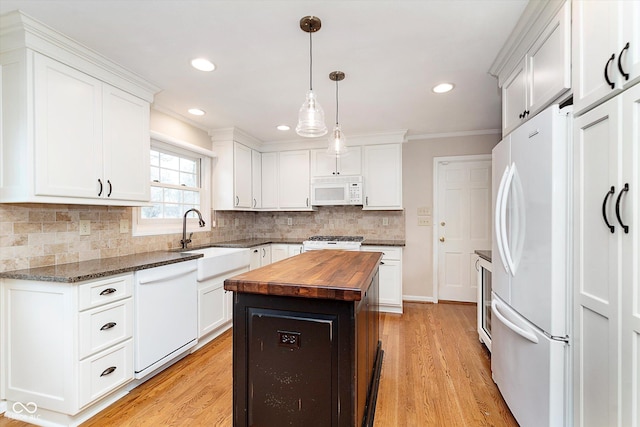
[302,235,364,251]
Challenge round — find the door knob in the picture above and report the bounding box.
[440,221,446,226]
[439,237,445,242]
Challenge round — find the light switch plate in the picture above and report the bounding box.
[382,217,389,226]
[417,206,432,216]
[418,216,432,226]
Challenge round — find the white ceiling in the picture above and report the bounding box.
[0,1,527,143]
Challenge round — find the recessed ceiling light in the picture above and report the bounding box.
[191,58,216,72]
[432,83,455,93]
[188,108,206,116]
[277,125,291,131]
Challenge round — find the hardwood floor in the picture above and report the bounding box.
[0,302,517,427]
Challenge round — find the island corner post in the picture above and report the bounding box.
[224,250,384,427]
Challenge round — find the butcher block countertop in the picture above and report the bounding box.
[224,249,383,302]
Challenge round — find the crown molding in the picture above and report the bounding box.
[407,129,501,142]
[0,10,160,101]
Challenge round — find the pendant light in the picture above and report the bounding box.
[327,71,348,156]
[296,16,327,138]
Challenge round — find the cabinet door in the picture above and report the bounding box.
[260,245,272,266]
[34,54,103,198]
[311,149,338,177]
[252,150,262,208]
[103,86,150,202]
[622,0,640,90]
[249,247,261,270]
[573,96,622,427]
[234,143,252,208]
[337,146,362,175]
[198,280,226,337]
[270,244,289,263]
[572,1,625,115]
[621,84,640,427]
[501,58,528,136]
[527,1,570,117]
[279,150,310,208]
[261,152,278,209]
[363,144,402,210]
[378,260,401,308]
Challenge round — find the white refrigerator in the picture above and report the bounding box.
[491,104,571,427]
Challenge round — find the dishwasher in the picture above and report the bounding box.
[134,260,198,379]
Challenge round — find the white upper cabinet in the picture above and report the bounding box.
[573,0,640,115]
[233,142,252,208]
[500,1,570,136]
[0,11,157,205]
[310,146,362,177]
[252,150,262,209]
[261,152,278,209]
[363,144,402,210]
[278,150,311,209]
[213,141,262,210]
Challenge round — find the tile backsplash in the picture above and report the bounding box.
[0,204,404,273]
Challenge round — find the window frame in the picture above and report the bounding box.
[132,133,213,237]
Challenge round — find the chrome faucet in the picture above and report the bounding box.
[181,208,206,249]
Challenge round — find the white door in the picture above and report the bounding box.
[436,157,492,302]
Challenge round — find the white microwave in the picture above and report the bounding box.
[311,176,363,206]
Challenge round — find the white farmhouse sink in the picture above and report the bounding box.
[185,247,250,281]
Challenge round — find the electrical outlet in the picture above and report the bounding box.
[417,206,432,216]
[382,217,389,226]
[287,217,293,226]
[119,219,129,234]
[79,220,91,236]
[418,216,432,226]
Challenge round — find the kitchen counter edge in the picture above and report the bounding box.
[208,238,406,248]
[0,251,203,283]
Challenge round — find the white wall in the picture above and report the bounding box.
[150,108,212,150]
[402,133,500,300]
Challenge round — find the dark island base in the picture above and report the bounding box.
[363,345,384,427]
[231,276,381,426]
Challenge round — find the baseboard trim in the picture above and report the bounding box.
[403,295,435,303]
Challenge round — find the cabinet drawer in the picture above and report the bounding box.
[78,274,133,310]
[79,298,133,359]
[79,339,133,408]
[364,246,401,261]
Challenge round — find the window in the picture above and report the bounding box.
[143,148,201,219]
[133,135,212,236]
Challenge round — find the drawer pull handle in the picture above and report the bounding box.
[100,322,117,331]
[380,261,385,265]
[604,53,615,89]
[100,366,117,377]
[618,42,630,80]
[99,288,117,296]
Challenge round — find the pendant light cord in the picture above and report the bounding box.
[335,78,339,126]
[309,29,313,91]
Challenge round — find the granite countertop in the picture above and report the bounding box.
[208,238,406,248]
[475,250,491,262]
[224,250,383,302]
[0,251,203,283]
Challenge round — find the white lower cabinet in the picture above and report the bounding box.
[1,274,134,422]
[363,246,403,313]
[249,245,272,270]
[196,266,249,346]
[270,244,303,263]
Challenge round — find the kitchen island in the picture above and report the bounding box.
[224,250,383,427]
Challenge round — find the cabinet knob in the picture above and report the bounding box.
[440,221,446,226]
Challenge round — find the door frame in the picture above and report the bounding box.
[432,154,492,303]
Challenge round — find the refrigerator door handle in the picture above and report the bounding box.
[495,165,511,274]
[491,298,539,344]
[500,163,517,276]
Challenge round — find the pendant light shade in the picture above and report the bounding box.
[327,71,348,156]
[296,16,327,138]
